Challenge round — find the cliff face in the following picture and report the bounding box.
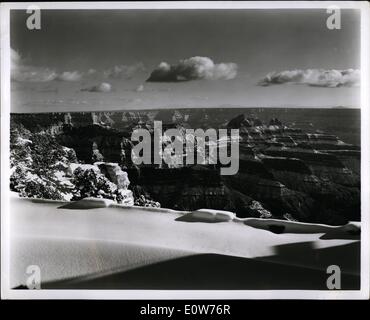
[222,111,360,224]
[324,150,361,175]
[263,150,359,186]
[129,166,223,208]
[128,165,271,218]
[223,170,315,221]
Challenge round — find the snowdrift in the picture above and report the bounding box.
[58,197,115,209]
[238,217,360,236]
[40,194,361,237]
[178,209,235,223]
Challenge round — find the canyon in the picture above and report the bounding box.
[11,107,360,225]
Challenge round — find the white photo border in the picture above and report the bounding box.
[1,1,369,300]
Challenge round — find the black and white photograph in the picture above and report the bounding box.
[1,1,369,300]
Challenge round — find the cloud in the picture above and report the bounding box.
[11,48,85,83]
[11,48,58,82]
[146,56,238,82]
[57,71,83,82]
[104,63,145,79]
[12,67,58,82]
[11,48,21,66]
[87,68,97,75]
[259,68,360,88]
[11,48,145,84]
[81,82,112,93]
[135,84,144,92]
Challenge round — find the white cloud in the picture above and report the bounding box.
[57,71,83,82]
[259,68,360,88]
[11,48,58,82]
[11,48,146,84]
[13,67,58,82]
[135,84,144,92]
[81,82,112,93]
[11,48,85,83]
[11,48,21,66]
[147,56,238,82]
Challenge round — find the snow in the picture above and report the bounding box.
[53,161,69,169]
[236,217,361,235]
[59,197,115,209]
[17,137,32,145]
[69,163,99,173]
[188,209,235,222]
[25,171,43,183]
[9,196,360,289]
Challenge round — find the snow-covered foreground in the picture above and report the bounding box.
[9,196,360,289]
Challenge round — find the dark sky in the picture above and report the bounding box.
[10,9,361,112]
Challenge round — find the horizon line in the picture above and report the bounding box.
[10,105,361,114]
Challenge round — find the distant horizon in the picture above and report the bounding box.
[10,105,361,114]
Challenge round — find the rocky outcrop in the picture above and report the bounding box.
[96,162,130,190]
[227,114,252,129]
[92,142,104,162]
[247,200,272,219]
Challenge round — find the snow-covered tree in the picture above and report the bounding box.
[10,124,76,200]
[71,167,117,201]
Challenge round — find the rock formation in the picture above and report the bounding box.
[10,107,361,224]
